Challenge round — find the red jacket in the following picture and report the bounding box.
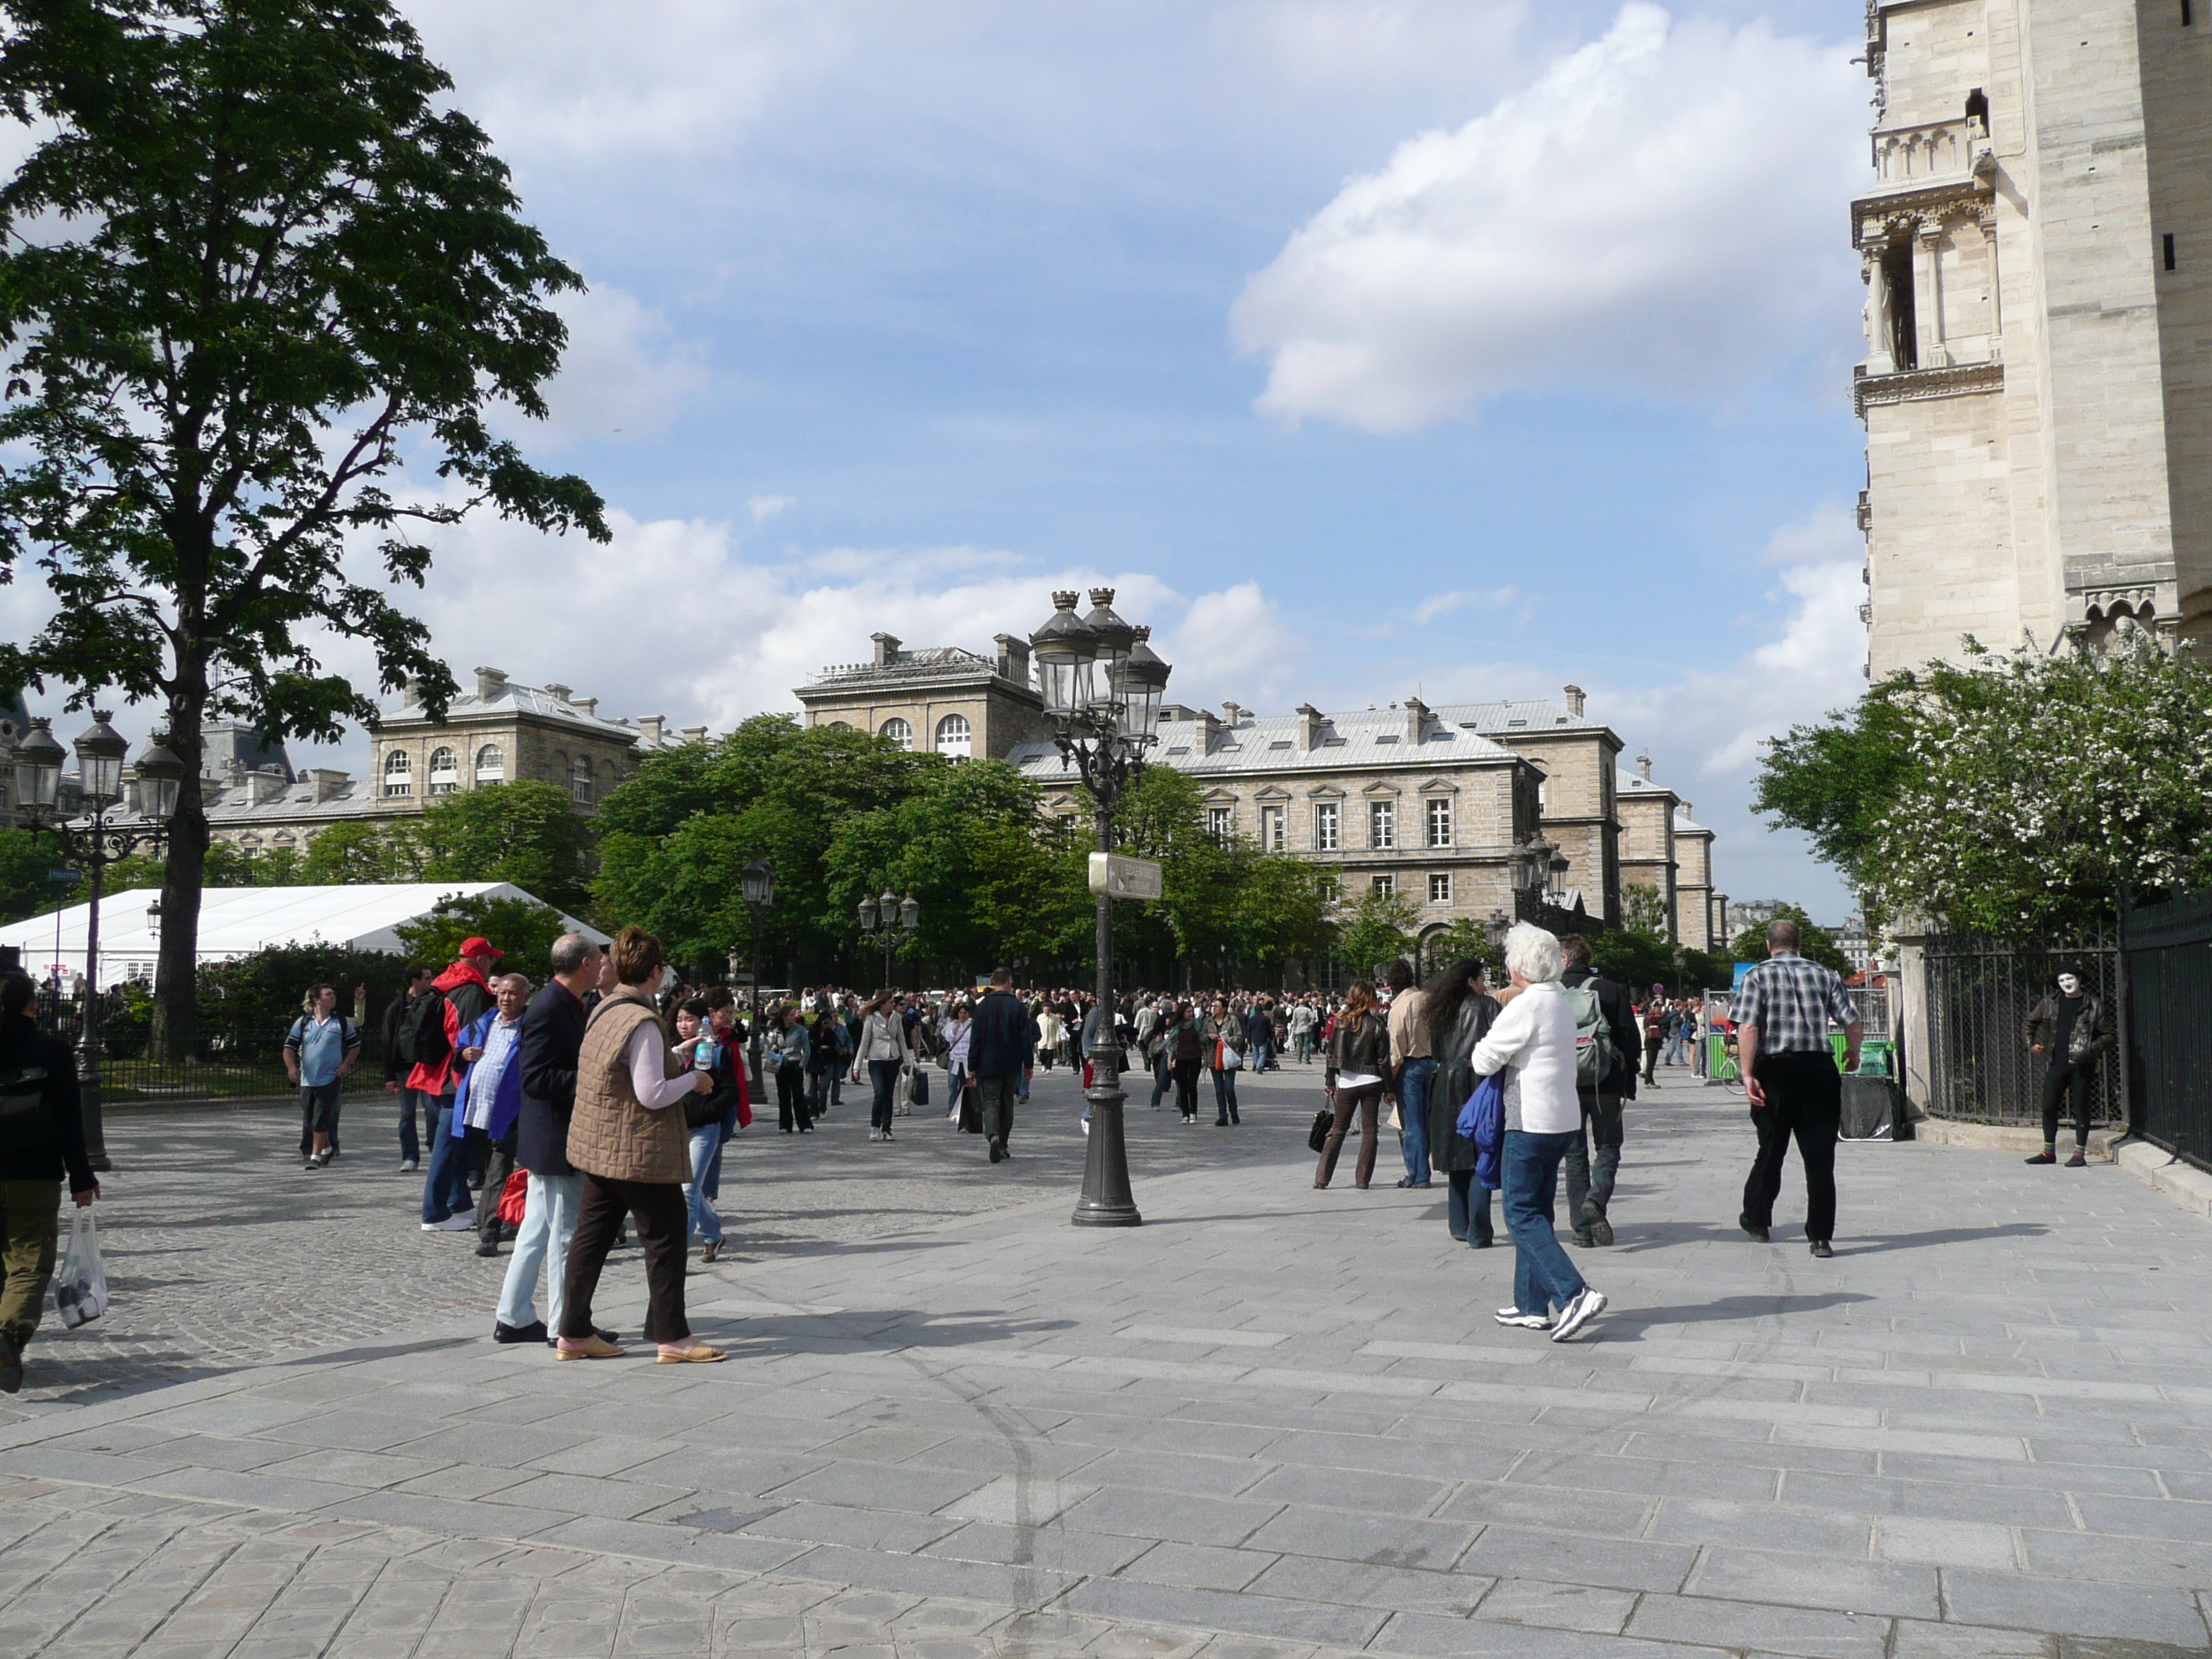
[405,961,495,1097]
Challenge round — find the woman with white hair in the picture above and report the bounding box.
[1472,925,1608,1341]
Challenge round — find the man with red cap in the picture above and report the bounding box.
[408,936,503,1231]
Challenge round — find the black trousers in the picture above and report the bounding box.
[2041,1058,2096,1147]
[869,1059,902,1131]
[1172,1058,1201,1118]
[776,1061,811,1131]
[559,1174,690,1343]
[477,1131,516,1246]
[1742,1051,1841,1243]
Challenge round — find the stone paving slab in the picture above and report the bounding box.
[1,1063,2211,1655]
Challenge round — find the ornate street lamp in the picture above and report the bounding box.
[737,855,775,1089]
[858,885,921,988]
[14,716,184,1172]
[1030,585,1169,1228]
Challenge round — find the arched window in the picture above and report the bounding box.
[382,750,411,797]
[934,713,972,760]
[570,755,593,804]
[880,717,912,750]
[475,743,504,783]
[826,720,852,732]
[427,746,459,795]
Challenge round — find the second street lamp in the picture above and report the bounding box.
[737,855,775,1094]
[857,886,920,989]
[1030,586,1169,1229]
[12,715,184,1172]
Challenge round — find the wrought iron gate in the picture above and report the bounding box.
[1920,932,2121,1126]
[2121,890,2212,1173]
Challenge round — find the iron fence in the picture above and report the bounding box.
[2121,890,2212,1172]
[1920,931,2121,1126]
[33,986,386,1104]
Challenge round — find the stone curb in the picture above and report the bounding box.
[2114,1137,2212,1220]
[1911,1120,2120,1159]
[1915,1118,2212,1226]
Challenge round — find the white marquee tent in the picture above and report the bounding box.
[0,883,607,989]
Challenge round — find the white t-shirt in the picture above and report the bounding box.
[1470,981,1581,1136]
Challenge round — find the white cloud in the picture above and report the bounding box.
[747,494,796,527]
[512,284,710,447]
[1160,581,1309,711]
[1218,0,1529,96]
[1405,586,1516,626]
[1756,500,1861,567]
[1231,2,1868,430]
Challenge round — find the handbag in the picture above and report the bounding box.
[909,1066,930,1106]
[1307,1107,1334,1154]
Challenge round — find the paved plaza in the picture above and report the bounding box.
[3,1061,2211,1658]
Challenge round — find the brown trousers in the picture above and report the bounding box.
[0,1180,60,1349]
[559,1175,691,1344]
[1315,1083,1385,1189]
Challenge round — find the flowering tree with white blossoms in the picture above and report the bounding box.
[1861,636,2212,938]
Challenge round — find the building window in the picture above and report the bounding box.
[1426,799,1452,848]
[1261,805,1284,852]
[1429,872,1452,904]
[934,713,972,759]
[1371,873,1395,895]
[826,720,852,732]
[382,751,411,797]
[1537,781,1549,813]
[475,744,504,783]
[881,717,912,750]
[1314,802,1339,852]
[570,756,593,805]
[1370,800,1395,849]
[427,746,459,795]
[1208,805,1233,840]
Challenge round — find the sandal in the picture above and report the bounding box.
[655,1342,725,1364]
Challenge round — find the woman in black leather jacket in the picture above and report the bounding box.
[1426,958,1503,1246]
[1316,981,1392,1188]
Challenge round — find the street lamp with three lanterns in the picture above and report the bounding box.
[857,887,920,989]
[1028,587,1171,1228]
[12,713,187,1172]
[735,855,776,1092]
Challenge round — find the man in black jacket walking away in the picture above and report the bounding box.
[1559,936,1639,1248]
[968,968,1030,1164]
[493,934,611,1346]
[0,971,99,1393]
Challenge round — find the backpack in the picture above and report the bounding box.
[395,989,451,1068]
[1565,980,1615,1087]
[0,1061,55,1157]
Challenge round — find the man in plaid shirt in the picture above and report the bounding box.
[1735,918,1861,1257]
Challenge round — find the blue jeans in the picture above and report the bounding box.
[420,1102,474,1223]
[1251,1041,1270,1073]
[1211,1067,1239,1121]
[1149,1050,1169,1107]
[495,1172,580,1332]
[1447,1169,1495,1244]
[395,1085,432,1164]
[1398,1056,1437,1184]
[684,1125,723,1246]
[1503,1129,1587,1317]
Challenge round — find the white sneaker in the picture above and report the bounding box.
[1495,1309,1551,1329]
[1551,1287,1609,1342]
[423,1214,475,1231]
[400,1159,418,1173]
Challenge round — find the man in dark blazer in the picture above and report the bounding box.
[493,933,613,1346]
[968,966,1030,1166]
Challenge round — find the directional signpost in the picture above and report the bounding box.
[1087,852,1162,902]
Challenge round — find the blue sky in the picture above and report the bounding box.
[10,1,1881,917]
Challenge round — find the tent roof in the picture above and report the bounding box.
[0,882,606,981]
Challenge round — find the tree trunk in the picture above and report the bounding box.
[150,680,209,1064]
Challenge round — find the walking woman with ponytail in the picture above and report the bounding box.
[1316,981,1390,1189]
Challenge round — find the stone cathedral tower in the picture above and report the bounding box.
[1853,0,2212,678]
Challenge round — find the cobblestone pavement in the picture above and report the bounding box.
[0,1058,1323,1416]
[4,1063,2211,1658]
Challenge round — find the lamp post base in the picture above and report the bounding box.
[1072,1079,1141,1228]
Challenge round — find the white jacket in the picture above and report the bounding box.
[1470,980,1581,1136]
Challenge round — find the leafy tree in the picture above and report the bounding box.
[1337,885,1419,985]
[394,892,570,977]
[300,821,402,885]
[1858,637,2212,938]
[1754,683,1917,925]
[1729,904,1849,975]
[1619,884,1671,938]
[393,782,594,912]
[0,0,608,1056]
[0,827,68,925]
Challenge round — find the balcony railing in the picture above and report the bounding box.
[1868,117,1990,194]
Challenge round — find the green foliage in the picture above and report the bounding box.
[0,0,606,1049]
[1753,686,1917,918]
[394,782,594,912]
[0,827,68,925]
[1336,885,1419,985]
[1421,917,1503,982]
[1619,884,1671,938]
[393,893,570,979]
[299,821,404,885]
[1729,904,1850,976]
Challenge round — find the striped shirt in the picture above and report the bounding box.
[1734,953,1858,1054]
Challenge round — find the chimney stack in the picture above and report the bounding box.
[993,633,1032,686]
[400,675,421,709]
[681,724,709,745]
[1297,703,1326,751]
[637,715,666,748]
[575,697,598,719]
[1563,684,1586,719]
[1221,701,1246,726]
[1404,695,1430,745]
[247,768,288,806]
[310,768,350,804]
[1637,753,1653,783]
[1192,708,1222,752]
[474,666,508,702]
[544,683,573,703]
[871,631,902,668]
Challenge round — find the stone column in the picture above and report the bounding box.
[1917,215,1948,367]
[1977,201,2002,356]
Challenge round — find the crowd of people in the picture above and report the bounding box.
[0,911,1862,1389]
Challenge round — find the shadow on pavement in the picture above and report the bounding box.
[1604,1292,1877,1330]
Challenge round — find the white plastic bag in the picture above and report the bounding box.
[53,1206,107,1329]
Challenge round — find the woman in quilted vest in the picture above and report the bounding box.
[554,926,722,1364]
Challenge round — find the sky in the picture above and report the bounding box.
[6,0,1883,919]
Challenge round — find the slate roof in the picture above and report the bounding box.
[1009,700,1539,784]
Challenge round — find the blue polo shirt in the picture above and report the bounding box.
[287,1012,356,1087]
